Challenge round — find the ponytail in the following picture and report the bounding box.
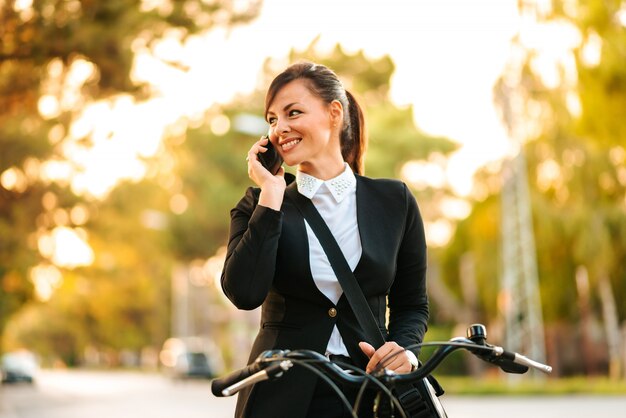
[342,90,367,175]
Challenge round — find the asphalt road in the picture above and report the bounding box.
[1,370,625,418]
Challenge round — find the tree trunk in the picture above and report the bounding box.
[575,266,599,375]
[597,274,622,380]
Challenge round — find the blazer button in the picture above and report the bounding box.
[328,307,337,318]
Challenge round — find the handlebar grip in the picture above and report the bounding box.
[496,349,529,374]
[211,363,263,397]
[512,352,552,374]
[487,347,552,374]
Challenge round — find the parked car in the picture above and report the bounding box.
[159,337,219,380]
[1,350,38,384]
[173,351,213,379]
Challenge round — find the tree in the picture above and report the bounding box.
[438,0,626,376]
[1,0,262,352]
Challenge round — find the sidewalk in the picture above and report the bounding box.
[0,402,18,418]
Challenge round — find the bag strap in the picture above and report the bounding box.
[285,186,386,348]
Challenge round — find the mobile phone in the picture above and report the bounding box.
[257,135,283,175]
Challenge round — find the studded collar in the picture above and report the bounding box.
[295,163,356,203]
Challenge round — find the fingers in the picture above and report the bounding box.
[359,341,376,358]
[365,343,394,373]
[247,138,268,163]
[246,135,284,190]
[246,136,272,178]
[363,342,412,374]
[382,350,412,374]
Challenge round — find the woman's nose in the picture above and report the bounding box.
[275,119,291,135]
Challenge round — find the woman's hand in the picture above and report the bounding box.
[359,341,413,374]
[247,135,285,210]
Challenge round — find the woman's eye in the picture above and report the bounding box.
[267,117,276,124]
[289,109,302,117]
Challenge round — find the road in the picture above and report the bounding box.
[0,370,235,418]
[1,370,625,418]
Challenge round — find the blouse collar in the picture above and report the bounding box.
[296,163,356,203]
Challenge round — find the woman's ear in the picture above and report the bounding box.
[329,100,343,127]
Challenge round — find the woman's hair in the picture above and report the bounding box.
[265,62,367,175]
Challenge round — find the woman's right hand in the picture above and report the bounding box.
[247,135,286,210]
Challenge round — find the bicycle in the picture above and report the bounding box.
[211,324,552,418]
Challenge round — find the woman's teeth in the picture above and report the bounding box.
[281,139,301,151]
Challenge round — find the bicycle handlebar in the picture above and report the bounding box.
[211,324,552,397]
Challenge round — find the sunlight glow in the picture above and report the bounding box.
[38,95,61,119]
[536,158,562,192]
[210,114,231,136]
[617,4,626,27]
[140,210,168,231]
[205,247,227,290]
[424,220,454,248]
[580,31,602,67]
[169,193,189,215]
[565,91,582,118]
[1,167,28,193]
[13,0,33,11]
[13,0,34,20]
[70,204,90,225]
[523,20,581,90]
[609,146,625,166]
[40,159,73,187]
[38,227,94,268]
[60,96,177,198]
[29,263,63,302]
[440,197,472,220]
[401,161,446,191]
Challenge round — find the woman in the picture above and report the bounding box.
[221,62,429,418]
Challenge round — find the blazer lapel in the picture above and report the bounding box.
[355,175,376,272]
[279,182,333,303]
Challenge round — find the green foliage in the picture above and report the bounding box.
[437,0,626,376]
[437,375,626,395]
[0,0,262,357]
[569,0,626,147]
[439,195,501,322]
[367,103,457,179]
[166,116,254,260]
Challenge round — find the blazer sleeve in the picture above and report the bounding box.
[220,187,283,310]
[387,183,429,354]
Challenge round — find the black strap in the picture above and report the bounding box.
[285,186,385,348]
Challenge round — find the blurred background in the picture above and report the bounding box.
[1,0,625,416]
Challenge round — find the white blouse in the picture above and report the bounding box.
[296,163,361,356]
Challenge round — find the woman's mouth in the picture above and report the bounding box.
[280,139,301,152]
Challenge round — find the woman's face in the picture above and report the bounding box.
[266,79,343,176]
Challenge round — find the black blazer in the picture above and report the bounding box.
[221,173,429,418]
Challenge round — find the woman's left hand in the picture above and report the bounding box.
[359,341,412,374]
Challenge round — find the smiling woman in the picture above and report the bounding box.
[220,61,431,418]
